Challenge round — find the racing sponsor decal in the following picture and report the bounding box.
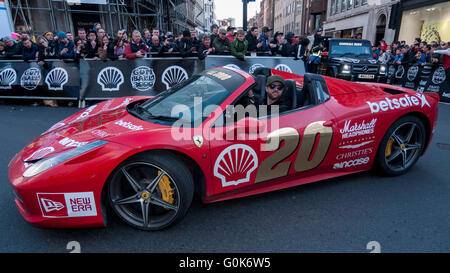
[59,137,88,148]
[407,66,419,81]
[24,146,55,168]
[0,68,17,89]
[20,67,41,90]
[205,70,232,80]
[37,192,97,218]
[97,66,124,91]
[193,135,204,148]
[45,67,68,91]
[339,140,374,149]
[336,147,373,160]
[367,93,430,113]
[90,129,109,138]
[114,120,143,131]
[338,42,362,46]
[340,118,376,139]
[255,122,333,183]
[72,104,97,123]
[333,157,370,169]
[130,66,156,91]
[214,144,258,187]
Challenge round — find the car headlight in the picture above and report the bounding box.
[23,140,109,178]
[379,65,387,74]
[342,64,351,73]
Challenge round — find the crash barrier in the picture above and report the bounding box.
[386,63,449,103]
[0,56,306,105]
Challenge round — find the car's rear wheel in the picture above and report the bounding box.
[376,115,426,176]
[108,152,194,230]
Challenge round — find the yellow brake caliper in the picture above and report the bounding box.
[157,171,175,209]
[385,138,394,157]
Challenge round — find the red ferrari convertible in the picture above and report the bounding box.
[8,66,439,230]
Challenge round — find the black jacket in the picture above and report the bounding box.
[246,31,259,52]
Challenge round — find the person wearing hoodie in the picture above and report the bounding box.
[231,30,248,61]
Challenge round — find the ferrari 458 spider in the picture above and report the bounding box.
[8,66,439,230]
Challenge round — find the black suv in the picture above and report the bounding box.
[318,38,387,82]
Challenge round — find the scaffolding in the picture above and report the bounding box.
[6,0,206,37]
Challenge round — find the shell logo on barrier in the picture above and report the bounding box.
[395,65,405,79]
[432,66,446,85]
[130,66,155,91]
[161,65,188,89]
[45,67,68,91]
[407,66,419,81]
[21,67,41,90]
[249,64,265,75]
[97,66,124,91]
[213,144,258,187]
[0,68,17,89]
[274,64,292,73]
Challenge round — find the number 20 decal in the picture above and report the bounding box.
[255,121,333,183]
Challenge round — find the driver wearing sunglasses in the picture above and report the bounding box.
[246,75,288,115]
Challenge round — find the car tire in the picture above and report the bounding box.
[375,115,426,176]
[107,151,194,231]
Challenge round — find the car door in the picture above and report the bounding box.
[207,85,338,196]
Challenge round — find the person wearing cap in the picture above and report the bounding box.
[257,26,273,55]
[210,24,219,43]
[213,28,231,55]
[174,29,197,57]
[56,31,75,59]
[245,75,289,115]
[226,26,235,43]
[270,31,284,55]
[312,28,323,48]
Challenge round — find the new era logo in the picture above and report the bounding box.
[41,198,64,212]
[37,192,97,218]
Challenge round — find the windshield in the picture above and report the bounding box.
[330,41,372,56]
[139,74,231,125]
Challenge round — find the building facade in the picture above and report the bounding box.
[6,0,209,37]
[395,0,450,44]
[323,0,399,45]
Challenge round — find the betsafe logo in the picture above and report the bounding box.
[367,93,430,113]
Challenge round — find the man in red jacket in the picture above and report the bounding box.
[123,30,148,59]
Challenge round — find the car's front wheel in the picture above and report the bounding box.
[108,151,194,230]
[375,115,426,176]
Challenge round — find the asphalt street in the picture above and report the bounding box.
[0,102,449,253]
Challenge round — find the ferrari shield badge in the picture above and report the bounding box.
[193,135,204,148]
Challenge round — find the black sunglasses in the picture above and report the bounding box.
[269,84,284,90]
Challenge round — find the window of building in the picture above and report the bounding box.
[354,0,360,7]
[341,0,346,12]
[335,0,339,13]
[347,0,353,10]
[362,0,367,5]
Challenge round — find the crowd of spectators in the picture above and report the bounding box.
[1,22,448,70]
[372,38,450,69]
[0,23,313,64]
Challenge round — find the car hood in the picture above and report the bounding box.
[21,96,154,162]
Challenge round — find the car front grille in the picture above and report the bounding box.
[352,65,378,73]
